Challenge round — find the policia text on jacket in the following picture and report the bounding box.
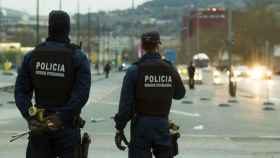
[35,62,66,77]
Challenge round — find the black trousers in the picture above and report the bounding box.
[129,117,173,158]
[26,128,81,158]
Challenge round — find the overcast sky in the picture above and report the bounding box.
[1,0,149,15]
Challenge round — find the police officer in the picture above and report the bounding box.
[114,31,186,158]
[15,10,91,158]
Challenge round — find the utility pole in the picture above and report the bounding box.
[227,0,237,99]
[129,0,137,62]
[59,0,62,10]
[132,0,135,9]
[76,0,80,44]
[0,0,2,42]
[185,5,190,62]
[228,6,233,70]
[263,40,275,107]
[265,41,272,69]
[101,24,104,64]
[97,15,101,65]
[87,8,91,57]
[36,0,40,45]
[196,11,201,53]
[107,32,110,62]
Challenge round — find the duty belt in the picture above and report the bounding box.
[136,112,168,118]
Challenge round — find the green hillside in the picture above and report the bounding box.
[79,0,280,37]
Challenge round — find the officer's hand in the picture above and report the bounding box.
[45,114,63,131]
[115,130,129,151]
[28,119,47,134]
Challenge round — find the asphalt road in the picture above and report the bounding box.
[0,70,280,158]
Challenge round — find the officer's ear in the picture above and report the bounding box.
[154,46,160,53]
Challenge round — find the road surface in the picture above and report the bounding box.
[0,70,280,158]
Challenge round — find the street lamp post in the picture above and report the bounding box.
[132,0,135,9]
[87,8,91,56]
[59,0,62,10]
[97,15,101,66]
[263,41,275,107]
[196,11,201,53]
[36,0,40,45]
[129,0,137,62]
[0,0,2,42]
[228,6,233,70]
[76,0,80,44]
[227,0,237,100]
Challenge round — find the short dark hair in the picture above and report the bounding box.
[141,31,161,52]
[142,42,159,52]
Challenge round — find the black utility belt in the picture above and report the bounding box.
[136,113,168,118]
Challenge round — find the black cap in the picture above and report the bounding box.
[48,10,70,38]
[141,31,161,44]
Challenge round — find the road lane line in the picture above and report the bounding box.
[93,101,117,106]
[78,133,280,141]
[270,97,280,102]
[259,136,280,139]
[193,125,204,130]
[170,110,200,117]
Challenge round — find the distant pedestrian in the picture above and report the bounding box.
[95,63,100,75]
[188,61,196,89]
[104,62,112,78]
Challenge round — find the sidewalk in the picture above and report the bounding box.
[0,71,17,92]
[0,67,113,90]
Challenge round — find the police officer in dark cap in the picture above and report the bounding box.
[114,31,186,158]
[15,10,91,158]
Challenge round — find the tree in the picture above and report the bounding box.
[232,0,280,65]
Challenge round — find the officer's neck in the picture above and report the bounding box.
[142,52,161,59]
[47,35,70,44]
[144,50,160,55]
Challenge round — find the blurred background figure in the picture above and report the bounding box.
[188,61,196,89]
[95,62,100,75]
[104,62,111,78]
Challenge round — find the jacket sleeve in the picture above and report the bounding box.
[58,50,91,122]
[114,66,137,130]
[172,67,186,100]
[14,53,34,120]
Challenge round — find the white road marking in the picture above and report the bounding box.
[75,133,280,140]
[93,101,117,106]
[90,118,108,123]
[170,110,200,117]
[193,125,204,130]
[0,130,26,135]
[270,97,280,102]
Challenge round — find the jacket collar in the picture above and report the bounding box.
[46,35,70,44]
[141,53,161,61]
